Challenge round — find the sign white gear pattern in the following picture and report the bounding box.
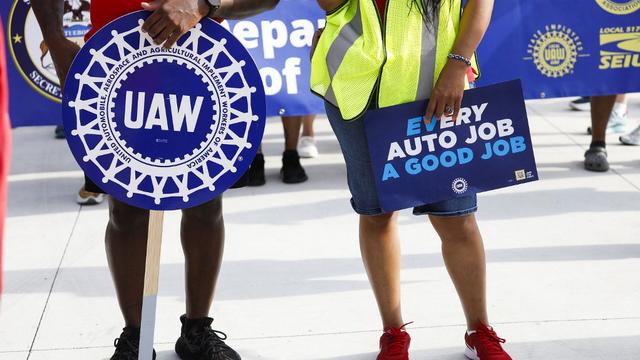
[68,19,260,206]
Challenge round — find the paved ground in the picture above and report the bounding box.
[1,96,640,360]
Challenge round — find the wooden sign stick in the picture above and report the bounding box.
[138,210,164,360]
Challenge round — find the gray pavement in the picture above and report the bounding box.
[1,96,640,359]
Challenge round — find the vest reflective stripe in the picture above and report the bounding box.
[324,4,365,105]
[311,0,464,120]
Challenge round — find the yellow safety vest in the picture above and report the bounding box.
[311,0,473,120]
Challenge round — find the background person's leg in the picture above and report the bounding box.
[359,212,404,328]
[282,116,303,151]
[591,95,617,143]
[585,95,617,172]
[180,197,225,318]
[429,214,488,328]
[301,115,315,138]
[105,197,150,327]
[281,116,308,183]
[299,115,319,158]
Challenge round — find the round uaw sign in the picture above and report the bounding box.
[62,11,266,210]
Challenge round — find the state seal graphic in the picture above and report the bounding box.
[525,24,586,78]
[8,0,91,101]
[595,0,640,15]
[62,11,266,210]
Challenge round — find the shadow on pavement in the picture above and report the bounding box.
[3,244,639,300]
[311,335,640,360]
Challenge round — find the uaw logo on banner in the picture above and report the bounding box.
[8,0,91,101]
[364,80,538,213]
[595,0,640,15]
[524,24,588,79]
[62,11,266,210]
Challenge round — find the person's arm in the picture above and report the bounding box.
[141,0,279,48]
[32,0,281,88]
[214,0,280,19]
[31,0,81,88]
[425,0,494,122]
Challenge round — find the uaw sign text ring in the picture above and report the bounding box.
[62,11,266,360]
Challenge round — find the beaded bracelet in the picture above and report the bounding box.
[447,53,472,67]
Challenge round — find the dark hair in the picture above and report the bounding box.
[411,0,442,25]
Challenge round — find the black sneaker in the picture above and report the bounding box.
[54,125,65,139]
[569,96,590,111]
[110,327,156,360]
[246,153,266,186]
[175,315,241,360]
[281,150,308,184]
[230,153,266,188]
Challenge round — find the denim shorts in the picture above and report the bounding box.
[325,102,478,217]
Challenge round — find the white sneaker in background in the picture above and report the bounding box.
[76,186,106,205]
[298,136,319,158]
[569,96,591,111]
[620,123,640,146]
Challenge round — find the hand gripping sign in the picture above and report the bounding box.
[62,11,266,360]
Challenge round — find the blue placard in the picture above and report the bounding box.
[62,11,266,210]
[364,80,539,213]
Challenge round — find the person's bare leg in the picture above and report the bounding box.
[360,212,404,328]
[429,214,488,329]
[301,115,315,137]
[591,95,617,142]
[105,197,150,327]
[282,116,303,151]
[181,197,225,318]
[615,94,626,105]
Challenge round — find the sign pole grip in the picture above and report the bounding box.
[138,210,164,360]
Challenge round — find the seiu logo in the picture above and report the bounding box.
[123,91,204,132]
[599,28,640,69]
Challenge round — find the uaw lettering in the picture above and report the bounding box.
[62,12,266,210]
[599,26,640,69]
[595,0,640,15]
[524,24,587,78]
[364,80,538,212]
[8,0,91,101]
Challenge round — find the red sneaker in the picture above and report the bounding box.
[464,323,512,360]
[376,323,411,360]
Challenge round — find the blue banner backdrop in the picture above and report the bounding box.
[475,0,640,99]
[2,0,640,127]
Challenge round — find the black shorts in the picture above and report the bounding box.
[84,174,105,194]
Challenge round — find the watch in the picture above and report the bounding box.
[205,0,221,16]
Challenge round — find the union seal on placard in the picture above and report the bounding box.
[63,11,266,210]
